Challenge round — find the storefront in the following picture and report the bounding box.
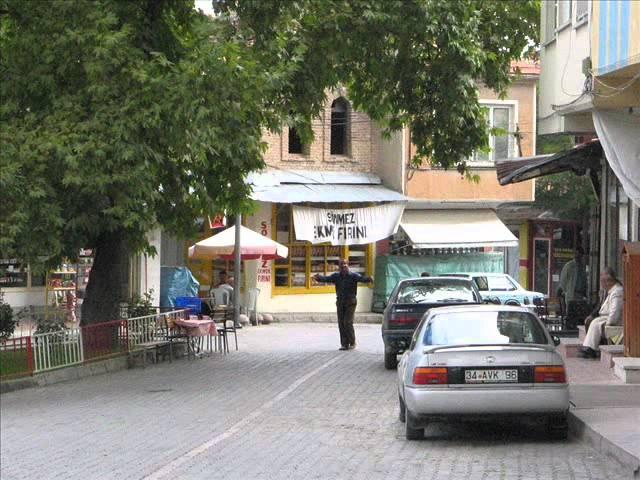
[0,258,46,307]
[369,205,519,309]
[497,139,640,304]
[239,170,407,314]
[522,220,581,298]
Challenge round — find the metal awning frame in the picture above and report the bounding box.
[496,140,603,186]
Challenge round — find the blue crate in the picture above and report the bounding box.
[174,296,202,314]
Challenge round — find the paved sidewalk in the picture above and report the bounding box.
[0,323,634,479]
[565,354,640,476]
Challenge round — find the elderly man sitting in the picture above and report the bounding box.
[578,267,623,359]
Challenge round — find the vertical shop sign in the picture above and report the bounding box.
[258,221,272,283]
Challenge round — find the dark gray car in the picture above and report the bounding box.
[381,277,482,369]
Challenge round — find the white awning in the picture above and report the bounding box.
[593,110,640,207]
[400,209,518,248]
[251,184,407,203]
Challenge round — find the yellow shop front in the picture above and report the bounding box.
[242,170,407,315]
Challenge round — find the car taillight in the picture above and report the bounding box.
[390,312,420,325]
[534,366,566,383]
[413,367,448,385]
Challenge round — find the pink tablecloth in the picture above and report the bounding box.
[174,317,218,337]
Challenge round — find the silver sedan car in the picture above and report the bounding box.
[397,305,569,440]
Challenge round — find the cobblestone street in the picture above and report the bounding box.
[0,324,628,480]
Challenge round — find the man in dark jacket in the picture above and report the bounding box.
[314,258,373,350]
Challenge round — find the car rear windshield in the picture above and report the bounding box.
[396,280,476,304]
[423,311,548,346]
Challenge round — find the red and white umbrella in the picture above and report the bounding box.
[188,225,288,260]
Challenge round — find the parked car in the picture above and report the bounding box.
[397,305,568,440]
[441,273,545,313]
[381,276,482,370]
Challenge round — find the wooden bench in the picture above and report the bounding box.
[128,340,172,368]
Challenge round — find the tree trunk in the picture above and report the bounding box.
[81,231,130,325]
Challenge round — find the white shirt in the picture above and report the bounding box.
[599,283,624,326]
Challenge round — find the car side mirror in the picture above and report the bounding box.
[552,335,561,346]
[373,300,386,311]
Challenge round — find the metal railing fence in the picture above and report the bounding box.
[0,309,187,379]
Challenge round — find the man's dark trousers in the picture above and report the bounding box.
[337,297,357,347]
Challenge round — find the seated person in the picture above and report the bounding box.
[579,267,623,358]
[210,270,234,305]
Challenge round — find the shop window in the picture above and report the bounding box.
[0,258,47,289]
[330,97,350,155]
[0,258,28,288]
[273,204,372,291]
[469,104,514,164]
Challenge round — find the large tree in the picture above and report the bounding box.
[1,0,538,323]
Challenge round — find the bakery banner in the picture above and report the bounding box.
[292,203,406,246]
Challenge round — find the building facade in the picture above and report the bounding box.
[382,62,540,295]
[185,90,407,315]
[537,0,640,278]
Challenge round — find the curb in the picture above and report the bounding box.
[0,356,128,395]
[569,410,640,478]
[272,314,383,324]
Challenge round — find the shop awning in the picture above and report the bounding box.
[248,170,407,203]
[496,140,602,185]
[400,209,518,248]
[251,183,407,203]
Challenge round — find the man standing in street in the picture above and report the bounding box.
[314,259,373,350]
[557,246,588,326]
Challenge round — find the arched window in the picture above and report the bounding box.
[330,97,350,155]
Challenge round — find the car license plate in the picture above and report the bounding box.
[464,369,518,383]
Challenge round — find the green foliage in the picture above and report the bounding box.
[1,0,538,279]
[34,314,66,334]
[537,134,575,155]
[1,0,284,271]
[216,0,539,169]
[127,289,156,318]
[535,172,597,220]
[0,291,17,340]
[535,135,596,219]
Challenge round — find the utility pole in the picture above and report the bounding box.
[233,213,241,327]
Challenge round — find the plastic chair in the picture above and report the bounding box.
[209,287,232,308]
[245,287,261,325]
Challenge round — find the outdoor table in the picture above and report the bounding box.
[173,316,218,356]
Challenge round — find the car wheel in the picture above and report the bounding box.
[405,412,424,440]
[398,395,406,423]
[384,352,398,370]
[546,414,568,440]
[505,299,520,306]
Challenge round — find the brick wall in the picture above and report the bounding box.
[262,90,380,174]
